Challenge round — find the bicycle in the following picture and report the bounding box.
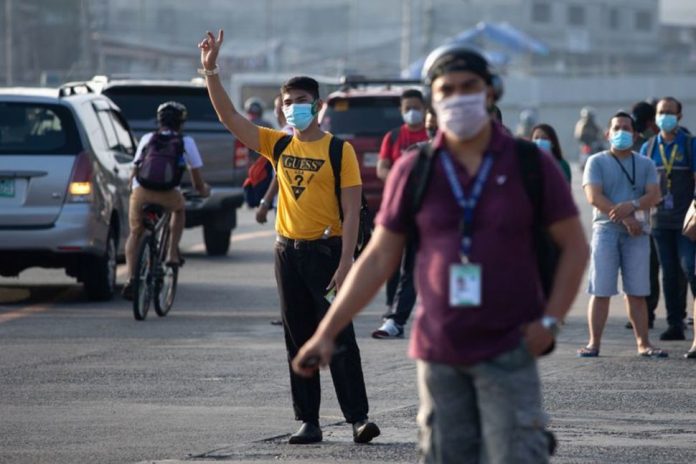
[131,191,203,320]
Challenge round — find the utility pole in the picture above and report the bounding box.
[400,0,412,72]
[422,0,434,56]
[5,0,13,85]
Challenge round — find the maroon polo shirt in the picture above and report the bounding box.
[376,122,578,365]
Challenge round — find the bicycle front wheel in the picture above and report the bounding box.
[154,264,178,317]
[133,236,154,321]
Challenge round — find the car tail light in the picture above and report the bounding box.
[234,139,249,168]
[67,151,94,202]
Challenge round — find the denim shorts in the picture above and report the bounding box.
[416,344,550,464]
[588,225,650,297]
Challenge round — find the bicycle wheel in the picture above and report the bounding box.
[154,220,178,317]
[132,235,154,321]
[154,264,178,317]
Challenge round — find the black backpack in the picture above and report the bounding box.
[272,135,372,257]
[406,139,559,298]
[136,131,185,191]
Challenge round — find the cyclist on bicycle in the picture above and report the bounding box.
[122,101,210,300]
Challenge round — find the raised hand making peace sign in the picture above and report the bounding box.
[198,30,224,71]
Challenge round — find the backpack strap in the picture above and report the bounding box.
[328,136,345,221]
[390,127,400,146]
[515,138,559,298]
[405,142,438,246]
[272,134,293,170]
[516,139,543,222]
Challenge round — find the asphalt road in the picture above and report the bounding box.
[2,165,696,464]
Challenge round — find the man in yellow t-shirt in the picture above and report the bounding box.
[198,30,380,445]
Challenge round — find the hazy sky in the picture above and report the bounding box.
[660,0,696,25]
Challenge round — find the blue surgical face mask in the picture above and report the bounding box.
[283,102,317,131]
[534,138,553,153]
[656,114,678,133]
[610,130,634,150]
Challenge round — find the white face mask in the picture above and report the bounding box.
[402,109,424,126]
[433,91,489,141]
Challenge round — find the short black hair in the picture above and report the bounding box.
[401,88,424,102]
[631,101,656,133]
[281,76,320,100]
[609,111,636,131]
[658,96,682,114]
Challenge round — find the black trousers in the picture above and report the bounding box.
[383,238,417,326]
[274,236,369,425]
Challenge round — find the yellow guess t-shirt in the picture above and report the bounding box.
[257,127,362,240]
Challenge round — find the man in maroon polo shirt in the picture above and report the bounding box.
[292,45,588,463]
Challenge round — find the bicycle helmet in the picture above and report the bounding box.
[157,101,187,129]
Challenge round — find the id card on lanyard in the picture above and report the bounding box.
[440,150,494,308]
[659,143,679,210]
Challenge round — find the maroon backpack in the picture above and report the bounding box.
[136,131,185,191]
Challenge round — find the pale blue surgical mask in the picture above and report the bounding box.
[656,114,678,133]
[283,103,317,131]
[403,109,424,126]
[610,130,634,150]
[534,138,553,153]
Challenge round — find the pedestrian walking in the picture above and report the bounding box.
[640,97,696,341]
[198,30,380,445]
[579,111,666,358]
[531,123,571,183]
[292,44,588,464]
[373,88,429,339]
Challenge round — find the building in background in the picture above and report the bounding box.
[1,0,694,85]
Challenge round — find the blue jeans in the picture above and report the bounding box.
[651,228,696,329]
[416,344,549,464]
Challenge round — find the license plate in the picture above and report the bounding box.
[362,152,379,168]
[0,178,14,198]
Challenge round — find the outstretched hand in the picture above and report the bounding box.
[198,30,224,71]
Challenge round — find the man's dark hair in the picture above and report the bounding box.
[281,76,320,100]
[658,96,682,114]
[631,101,656,133]
[609,111,636,131]
[491,104,503,124]
[401,88,424,103]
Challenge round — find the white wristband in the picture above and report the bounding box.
[197,66,219,76]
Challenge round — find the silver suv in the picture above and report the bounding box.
[85,76,245,256]
[0,86,136,300]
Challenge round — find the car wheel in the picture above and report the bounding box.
[203,224,231,256]
[84,230,117,301]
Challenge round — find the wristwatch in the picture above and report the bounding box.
[540,315,561,337]
[631,199,640,210]
[259,198,269,208]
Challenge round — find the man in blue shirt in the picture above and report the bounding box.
[641,97,696,341]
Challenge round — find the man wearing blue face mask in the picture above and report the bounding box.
[640,97,696,341]
[198,30,380,445]
[580,112,664,358]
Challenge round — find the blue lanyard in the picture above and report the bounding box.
[440,150,494,261]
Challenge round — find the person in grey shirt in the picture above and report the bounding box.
[580,111,666,358]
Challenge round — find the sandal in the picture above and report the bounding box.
[638,348,668,358]
[684,349,696,359]
[577,346,599,357]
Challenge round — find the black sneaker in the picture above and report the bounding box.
[288,422,322,445]
[659,326,685,341]
[352,419,380,444]
[121,279,135,301]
